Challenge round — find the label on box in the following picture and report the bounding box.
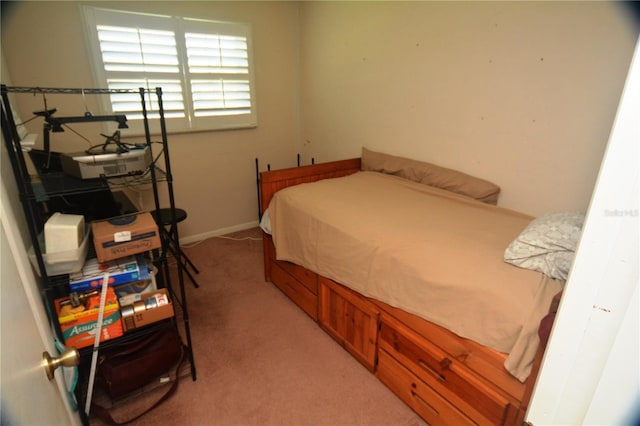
[61,308,122,349]
[114,231,132,242]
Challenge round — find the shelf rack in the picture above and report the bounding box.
[0,84,196,422]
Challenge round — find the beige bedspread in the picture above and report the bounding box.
[269,171,563,382]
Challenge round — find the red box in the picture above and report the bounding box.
[55,287,123,349]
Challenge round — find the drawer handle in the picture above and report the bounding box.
[418,359,446,382]
[440,357,452,370]
[411,387,440,417]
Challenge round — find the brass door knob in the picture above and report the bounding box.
[42,347,79,380]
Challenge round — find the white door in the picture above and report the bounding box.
[0,179,81,425]
[526,35,640,425]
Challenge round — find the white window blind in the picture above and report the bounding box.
[185,32,252,117]
[82,7,256,134]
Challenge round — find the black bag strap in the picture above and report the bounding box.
[91,344,186,425]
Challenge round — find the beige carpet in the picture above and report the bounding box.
[90,227,425,426]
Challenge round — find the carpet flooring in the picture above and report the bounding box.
[90,227,425,426]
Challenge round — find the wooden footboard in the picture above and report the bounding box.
[260,158,361,284]
[260,158,545,425]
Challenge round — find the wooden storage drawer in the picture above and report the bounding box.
[371,299,525,401]
[377,349,475,426]
[274,259,317,295]
[318,277,379,371]
[270,260,318,320]
[379,317,513,425]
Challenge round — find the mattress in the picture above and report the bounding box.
[266,171,563,381]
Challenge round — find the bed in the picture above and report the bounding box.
[259,148,573,425]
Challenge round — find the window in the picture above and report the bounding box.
[82,6,256,135]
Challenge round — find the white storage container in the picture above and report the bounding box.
[44,212,85,254]
[28,226,90,276]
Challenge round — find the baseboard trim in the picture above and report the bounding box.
[179,220,259,245]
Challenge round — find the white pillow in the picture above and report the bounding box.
[504,212,585,281]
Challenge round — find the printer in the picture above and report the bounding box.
[61,146,152,180]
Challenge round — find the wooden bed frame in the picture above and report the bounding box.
[260,158,551,425]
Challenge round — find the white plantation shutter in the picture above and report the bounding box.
[190,80,252,117]
[105,79,185,120]
[83,7,256,134]
[98,26,179,73]
[185,32,252,117]
[185,33,249,74]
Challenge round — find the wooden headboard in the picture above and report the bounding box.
[259,158,361,213]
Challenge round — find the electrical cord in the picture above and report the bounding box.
[163,233,261,269]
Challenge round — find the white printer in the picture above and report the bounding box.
[61,146,152,179]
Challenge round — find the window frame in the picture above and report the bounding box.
[81,5,257,136]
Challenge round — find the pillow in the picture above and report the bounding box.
[504,212,585,281]
[361,147,501,204]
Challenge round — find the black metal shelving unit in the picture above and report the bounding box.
[0,85,196,423]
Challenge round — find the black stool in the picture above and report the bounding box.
[151,208,200,288]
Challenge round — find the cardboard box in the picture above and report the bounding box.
[121,289,174,332]
[55,287,123,349]
[69,255,151,292]
[91,212,161,263]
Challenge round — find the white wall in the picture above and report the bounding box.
[298,2,639,216]
[527,35,639,425]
